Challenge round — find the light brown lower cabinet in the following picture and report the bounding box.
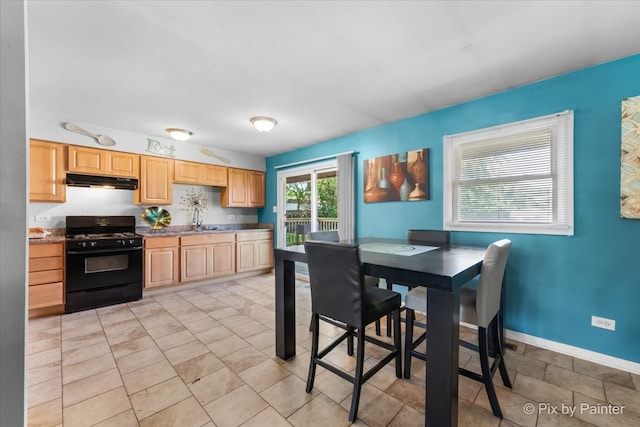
[29,242,64,310]
[144,236,179,288]
[142,231,272,290]
[236,231,274,273]
[180,233,235,283]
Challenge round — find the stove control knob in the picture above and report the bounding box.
[90,241,97,247]
[79,242,87,248]
[129,239,135,245]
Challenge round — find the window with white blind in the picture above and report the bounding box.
[443,111,574,235]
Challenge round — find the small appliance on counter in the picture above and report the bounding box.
[65,215,143,313]
[28,227,47,239]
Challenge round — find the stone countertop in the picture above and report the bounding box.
[137,223,273,238]
[28,235,65,244]
[28,228,65,244]
[26,224,274,241]
[28,230,273,242]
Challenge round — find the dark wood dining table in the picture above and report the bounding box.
[274,237,487,427]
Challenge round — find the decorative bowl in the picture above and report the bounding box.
[141,207,172,230]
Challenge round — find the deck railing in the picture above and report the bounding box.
[285,218,338,245]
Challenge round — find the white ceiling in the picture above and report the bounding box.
[27,1,640,157]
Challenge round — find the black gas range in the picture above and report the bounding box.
[65,216,143,313]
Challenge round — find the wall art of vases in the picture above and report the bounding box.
[363,148,429,203]
[399,178,412,201]
[363,158,389,203]
[410,151,426,183]
[388,162,406,193]
[409,183,427,200]
[378,167,391,189]
[408,149,429,200]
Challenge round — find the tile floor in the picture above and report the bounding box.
[27,274,640,427]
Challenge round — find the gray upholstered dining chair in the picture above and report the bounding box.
[386,230,450,294]
[308,230,382,335]
[403,239,512,419]
[382,229,450,335]
[407,229,450,247]
[304,240,402,423]
[308,230,340,242]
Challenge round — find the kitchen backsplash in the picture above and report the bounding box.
[28,183,257,228]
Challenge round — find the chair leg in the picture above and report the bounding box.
[492,318,512,388]
[349,327,366,422]
[498,282,507,353]
[310,316,359,355]
[347,326,354,356]
[386,280,393,337]
[375,318,381,336]
[478,327,503,419]
[393,309,402,378]
[404,308,415,379]
[306,314,320,393]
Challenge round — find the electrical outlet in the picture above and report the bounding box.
[272,206,277,213]
[34,215,50,222]
[591,315,615,331]
[228,214,235,219]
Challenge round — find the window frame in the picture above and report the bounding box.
[443,111,574,236]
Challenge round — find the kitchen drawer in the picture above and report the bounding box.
[30,243,64,258]
[236,231,272,242]
[181,233,235,246]
[29,256,63,272]
[144,236,179,249]
[29,269,63,286]
[29,282,64,309]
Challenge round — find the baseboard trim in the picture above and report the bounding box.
[459,321,640,375]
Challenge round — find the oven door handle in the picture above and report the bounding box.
[66,246,143,255]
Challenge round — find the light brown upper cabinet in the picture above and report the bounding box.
[106,151,139,177]
[174,160,227,187]
[67,145,138,178]
[174,160,200,184]
[221,168,265,207]
[30,139,66,202]
[248,170,266,207]
[203,164,227,187]
[136,156,174,205]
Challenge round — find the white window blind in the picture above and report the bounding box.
[444,111,574,235]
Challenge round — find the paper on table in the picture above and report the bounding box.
[359,242,438,256]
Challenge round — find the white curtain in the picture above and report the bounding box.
[337,153,355,240]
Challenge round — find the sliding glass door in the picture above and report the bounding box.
[276,160,338,248]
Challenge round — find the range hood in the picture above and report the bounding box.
[66,173,138,190]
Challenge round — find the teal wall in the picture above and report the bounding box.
[260,55,640,363]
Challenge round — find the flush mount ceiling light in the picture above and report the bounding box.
[250,116,277,132]
[166,128,193,141]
